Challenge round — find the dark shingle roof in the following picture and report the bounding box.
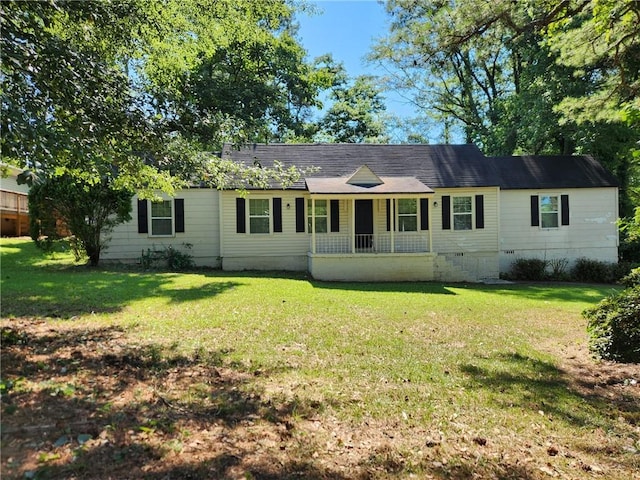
[221,143,499,189]
[490,155,618,189]
[220,144,618,190]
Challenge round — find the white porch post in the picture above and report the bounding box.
[351,198,356,254]
[311,197,316,254]
[390,197,395,253]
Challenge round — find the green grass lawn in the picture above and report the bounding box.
[1,238,638,479]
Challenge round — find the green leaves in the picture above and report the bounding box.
[28,173,134,266]
[372,0,639,212]
[3,0,335,265]
[2,0,324,177]
[319,75,389,143]
[544,0,640,125]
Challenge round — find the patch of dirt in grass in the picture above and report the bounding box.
[553,342,640,427]
[2,318,639,479]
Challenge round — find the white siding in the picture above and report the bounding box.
[1,171,29,194]
[427,187,501,280]
[499,188,618,272]
[102,189,221,267]
[103,184,619,281]
[430,187,500,253]
[221,191,310,270]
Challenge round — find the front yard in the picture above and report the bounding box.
[1,238,639,479]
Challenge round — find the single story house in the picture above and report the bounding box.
[102,144,619,282]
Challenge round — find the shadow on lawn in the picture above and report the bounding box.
[1,240,243,318]
[2,274,243,318]
[1,323,348,480]
[459,351,640,468]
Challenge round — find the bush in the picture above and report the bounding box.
[508,258,548,281]
[621,267,640,288]
[548,258,569,280]
[584,286,640,363]
[619,207,640,263]
[571,258,616,283]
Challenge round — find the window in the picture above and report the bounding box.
[151,200,173,236]
[307,199,328,233]
[540,195,559,228]
[397,199,417,231]
[249,198,270,234]
[453,196,472,230]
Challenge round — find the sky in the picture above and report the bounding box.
[296,0,420,123]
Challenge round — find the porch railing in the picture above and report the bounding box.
[1,191,28,213]
[313,233,429,254]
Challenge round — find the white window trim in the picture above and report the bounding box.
[452,195,473,231]
[307,199,329,234]
[539,194,560,229]
[248,197,272,235]
[396,198,418,233]
[149,199,175,238]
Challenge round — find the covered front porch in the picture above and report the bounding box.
[304,166,436,281]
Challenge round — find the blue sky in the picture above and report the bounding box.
[296,0,419,121]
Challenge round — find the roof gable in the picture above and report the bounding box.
[347,165,383,186]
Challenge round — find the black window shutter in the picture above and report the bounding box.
[175,199,185,233]
[137,199,148,234]
[295,197,305,233]
[561,194,570,225]
[386,199,391,231]
[330,199,340,232]
[441,196,451,230]
[420,198,429,230]
[236,198,246,233]
[273,197,282,232]
[530,195,539,226]
[475,195,484,229]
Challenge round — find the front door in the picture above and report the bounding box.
[355,199,373,249]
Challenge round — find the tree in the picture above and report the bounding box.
[1,0,164,180]
[27,174,133,266]
[544,0,640,125]
[318,75,389,143]
[140,0,331,147]
[2,0,326,264]
[370,0,639,214]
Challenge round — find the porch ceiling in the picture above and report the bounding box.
[305,176,434,195]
